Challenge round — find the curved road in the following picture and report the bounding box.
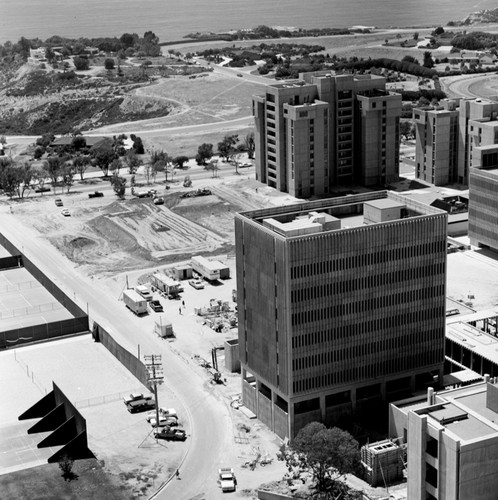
[0,210,236,499]
[440,73,498,100]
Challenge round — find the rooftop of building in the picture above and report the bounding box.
[394,380,498,442]
[239,192,446,238]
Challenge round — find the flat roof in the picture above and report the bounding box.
[446,321,498,365]
[365,198,405,210]
[239,192,445,238]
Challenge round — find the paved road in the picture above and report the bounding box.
[440,73,498,100]
[0,211,235,499]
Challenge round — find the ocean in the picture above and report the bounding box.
[1,0,497,44]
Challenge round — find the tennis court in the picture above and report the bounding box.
[0,267,73,333]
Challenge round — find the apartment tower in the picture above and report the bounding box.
[253,72,401,198]
[235,192,447,438]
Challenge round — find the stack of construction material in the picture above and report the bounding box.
[361,439,403,487]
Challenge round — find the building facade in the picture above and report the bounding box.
[252,73,401,198]
[414,97,498,186]
[413,100,459,186]
[468,165,498,251]
[235,192,447,439]
[390,380,498,500]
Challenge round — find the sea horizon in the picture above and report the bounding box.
[1,0,498,45]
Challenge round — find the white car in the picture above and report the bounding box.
[146,408,178,422]
[189,279,204,290]
[149,416,179,427]
[61,208,70,217]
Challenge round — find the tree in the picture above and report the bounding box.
[125,149,141,174]
[150,149,171,181]
[73,154,90,180]
[43,156,62,193]
[131,135,144,154]
[110,158,121,176]
[173,155,189,169]
[73,56,89,71]
[105,58,115,71]
[217,134,239,162]
[61,162,75,194]
[0,163,22,199]
[244,132,255,159]
[93,149,115,177]
[110,173,127,198]
[277,422,360,497]
[58,454,75,482]
[423,51,435,68]
[413,32,419,41]
[71,135,87,151]
[195,143,214,166]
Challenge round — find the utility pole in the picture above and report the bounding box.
[144,354,164,437]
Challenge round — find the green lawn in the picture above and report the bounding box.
[0,459,133,500]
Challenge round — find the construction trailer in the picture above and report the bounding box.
[123,289,148,315]
[191,256,230,281]
[172,264,193,281]
[154,316,174,338]
[151,273,181,298]
[361,439,405,487]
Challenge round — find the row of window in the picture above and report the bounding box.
[290,263,444,303]
[291,349,443,393]
[292,322,442,349]
[291,299,444,326]
[292,329,443,371]
[290,241,445,279]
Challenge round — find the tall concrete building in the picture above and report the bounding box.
[413,100,459,186]
[252,72,401,198]
[235,192,447,439]
[390,379,498,500]
[414,97,498,186]
[468,164,498,251]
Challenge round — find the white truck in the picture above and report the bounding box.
[123,289,148,315]
[135,284,153,302]
[218,468,236,492]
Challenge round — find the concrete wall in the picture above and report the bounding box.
[242,379,257,414]
[459,435,498,500]
[92,322,149,388]
[0,317,89,349]
[274,404,289,439]
[224,338,240,373]
[258,391,273,430]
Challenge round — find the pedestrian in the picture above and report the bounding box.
[182,300,185,308]
[179,307,182,315]
[176,468,180,479]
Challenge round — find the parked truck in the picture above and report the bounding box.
[123,289,148,315]
[135,284,153,302]
[191,255,221,281]
[218,468,236,492]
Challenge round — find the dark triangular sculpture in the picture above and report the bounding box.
[18,390,56,421]
[38,416,77,448]
[48,431,95,463]
[27,403,66,434]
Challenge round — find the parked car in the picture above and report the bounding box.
[35,186,51,193]
[127,398,155,413]
[88,191,104,198]
[123,393,152,406]
[159,407,178,418]
[153,197,164,205]
[149,416,179,427]
[146,410,178,422]
[149,300,163,312]
[154,428,187,441]
[54,198,63,206]
[189,279,204,290]
[61,209,70,216]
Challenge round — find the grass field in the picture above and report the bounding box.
[0,459,132,500]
